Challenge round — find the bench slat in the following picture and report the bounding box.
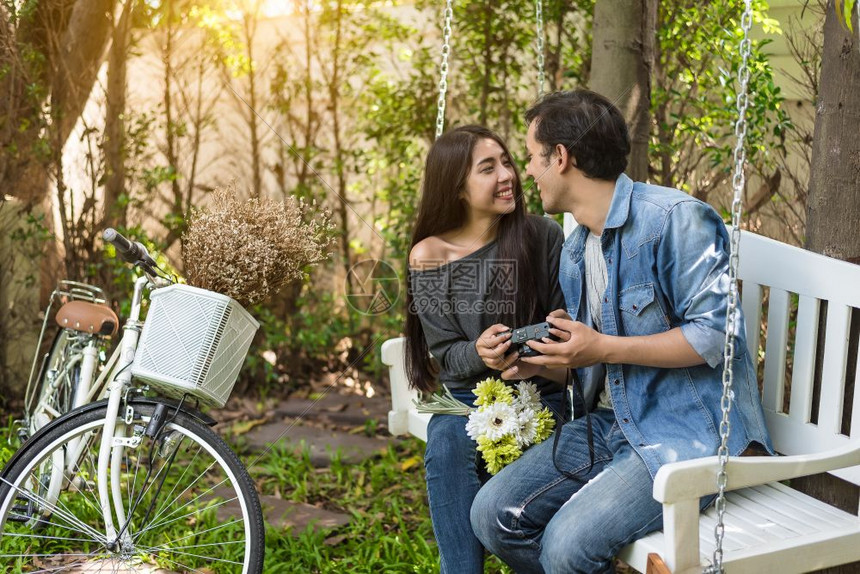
[818,303,851,436]
[851,343,860,440]
[738,233,860,309]
[764,413,848,455]
[697,504,772,554]
[724,490,808,540]
[762,288,790,413]
[740,281,762,368]
[757,481,860,524]
[788,295,819,424]
[741,484,853,533]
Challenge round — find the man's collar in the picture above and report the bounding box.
[603,173,633,230]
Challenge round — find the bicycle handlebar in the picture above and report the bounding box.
[103,228,157,268]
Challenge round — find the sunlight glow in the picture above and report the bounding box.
[225,0,304,21]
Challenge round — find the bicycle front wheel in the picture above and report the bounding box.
[0,401,264,573]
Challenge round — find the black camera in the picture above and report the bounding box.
[507,321,553,358]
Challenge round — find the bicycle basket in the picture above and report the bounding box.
[131,284,259,408]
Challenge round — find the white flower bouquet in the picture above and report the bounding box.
[415,378,556,474]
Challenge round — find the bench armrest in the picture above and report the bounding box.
[382,337,421,436]
[653,443,860,573]
[654,442,860,504]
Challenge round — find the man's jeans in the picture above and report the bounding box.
[425,388,563,574]
[470,409,664,574]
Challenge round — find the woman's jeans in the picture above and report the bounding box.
[470,409,667,574]
[425,387,563,574]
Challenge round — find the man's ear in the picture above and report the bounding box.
[554,143,575,172]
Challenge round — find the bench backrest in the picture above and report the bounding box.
[738,231,860,485]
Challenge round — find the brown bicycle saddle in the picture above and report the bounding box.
[55,300,119,336]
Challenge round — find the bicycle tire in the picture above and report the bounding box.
[0,401,265,573]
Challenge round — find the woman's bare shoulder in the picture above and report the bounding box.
[409,237,448,270]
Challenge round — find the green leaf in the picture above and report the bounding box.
[838,0,856,31]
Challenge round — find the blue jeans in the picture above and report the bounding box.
[425,388,563,574]
[470,409,665,574]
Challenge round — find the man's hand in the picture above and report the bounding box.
[520,315,607,369]
[525,311,707,370]
[500,360,542,381]
[476,324,518,371]
[547,308,573,322]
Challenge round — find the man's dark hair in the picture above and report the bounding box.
[525,90,630,181]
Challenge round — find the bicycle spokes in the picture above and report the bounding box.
[0,408,258,573]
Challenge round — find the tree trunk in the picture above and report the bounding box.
[103,1,132,231]
[806,3,860,264]
[52,0,115,144]
[328,0,352,295]
[589,0,656,183]
[0,200,43,400]
[798,3,860,572]
[478,1,493,127]
[161,5,185,249]
[0,0,117,206]
[299,1,314,193]
[244,12,262,199]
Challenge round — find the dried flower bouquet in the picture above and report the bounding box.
[182,186,335,307]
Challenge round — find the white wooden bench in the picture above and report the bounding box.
[382,229,860,573]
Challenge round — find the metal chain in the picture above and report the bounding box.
[706,2,753,573]
[435,0,454,140]
[535,0,546,97]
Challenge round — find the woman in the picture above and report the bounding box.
[405,125,568,573]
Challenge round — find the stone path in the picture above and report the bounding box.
[223,391,396,536]
[243,418,392,466]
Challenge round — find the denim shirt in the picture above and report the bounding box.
[560,174,773,478]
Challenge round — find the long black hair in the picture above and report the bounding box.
[405,125,544,393]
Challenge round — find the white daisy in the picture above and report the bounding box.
[515,381,543,412]
[465,409,490,441]
[515,407,539,447]
[466,402,518,442]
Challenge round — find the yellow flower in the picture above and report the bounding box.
[535,408,556,442]
[476,435,523,475]
[473,377,514,407]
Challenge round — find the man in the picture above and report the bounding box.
[469,89,772,574]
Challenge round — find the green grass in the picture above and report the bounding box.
[253,438,513,573]
[0,416,513,573]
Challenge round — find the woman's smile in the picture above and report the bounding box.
[494,186,514,201]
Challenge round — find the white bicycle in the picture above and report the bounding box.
[17,280,118,524]
[1,229,264,573]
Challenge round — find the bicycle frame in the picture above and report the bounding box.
[23,270,168,545]
[30,340,100,421]
[95,275,149,546]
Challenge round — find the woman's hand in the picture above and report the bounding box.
[500,360,542,381]
[476,324,516,371]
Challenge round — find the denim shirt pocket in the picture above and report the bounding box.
[618,283,669,336]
